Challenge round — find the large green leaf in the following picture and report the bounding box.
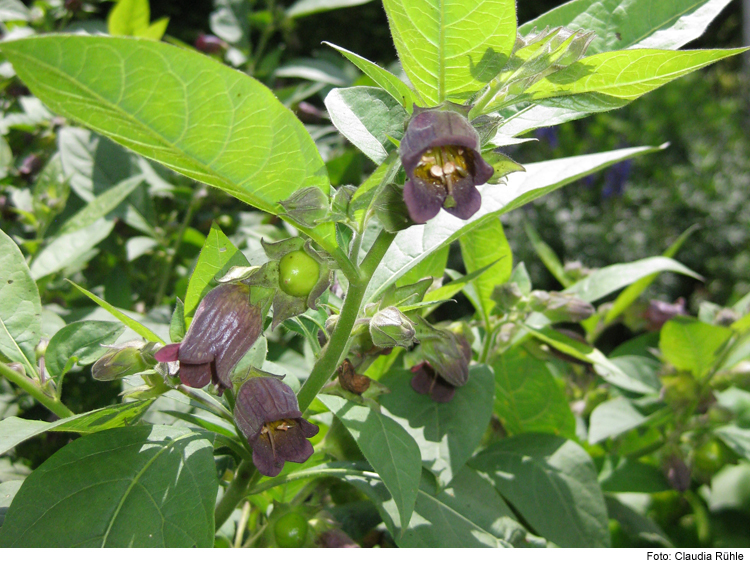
[459,217,512,325]
[324,87,408,164]
[0,399,155,455]
[564,256,701,304]
[184,223,249,323]
[598,456,671,493]
[492,347,576,438]
[382,0,517,104]
[506,0,737,135]
[529,48,745,104]
[0,35,335,251]
[520,0,734,54]
[659,317,733,379]
[0,230,41,374]
[0,425,216,547]
[606,496,672,547]
[379,365,495,486]
[44,320,125,383]
[320,395,421,528]
[471,433,610,547]
[604,225,697,325]
[366,145,661,303]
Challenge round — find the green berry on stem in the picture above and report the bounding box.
[274,512,309,548]
[279,250,320,298]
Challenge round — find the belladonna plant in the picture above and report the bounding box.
[154,283,262,395]
[400,107,494,224]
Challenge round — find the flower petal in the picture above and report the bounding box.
[234,377,302,443]
[403,179,444,224]
[252,434,285,477]
[273,425,315,464]
[154,343,180,363]
[442,177,482,220]
[179,362,213,389]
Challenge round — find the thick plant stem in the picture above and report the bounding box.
[215,460,256,529]
[0,361,74,419]
[297,230,396,412]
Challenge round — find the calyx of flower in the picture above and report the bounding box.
[154,283,261,395]
[234,377,319,477]
[400,107,494,224]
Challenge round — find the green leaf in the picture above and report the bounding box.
[598,456,671,493]
[68,280,165,344]
[604,225,698,325]
[0,481,22,529]
[0,425,216,547]
[529,48,746,104]
[660,317,733,379]
[564,256,701,304]
[492,347,576,438]
[320,394,421,529]
[508,1,738,136]
[58,175,144,235]
[184,223,249,323]
[525,325,654,395]
[523,219,571,287]
[108,0,150,36]
[0,36,334,252]
[0,399,155,455]
[0,229,41,374]
[605,496,672,547]
[713,425,750,461]
[169,298,186,342]
[471,433,610,547]
[379,365,495,486]
[520,0,735,54]
[324,87,408,164]
[287,0,374,18]
[588,397,648,444]
[138,18,169,41]
[324,42,419,110]
[382,0,517,104]
[58,127,134,201]
[0,0,29,22]
[459,217,512,325]
[366,145,662,303]
[702,462,750,512]
[29,219,115,280]
[44,321,125,383]
[425,260,497,305]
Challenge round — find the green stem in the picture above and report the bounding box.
[297,230,396,412]
[214,460,257,529]
[176,384,234,422]
[0,361,74,419]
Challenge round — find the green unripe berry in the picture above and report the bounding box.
[279,250,319,297]
[274,512,308,548]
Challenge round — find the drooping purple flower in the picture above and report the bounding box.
[411,332,472,403]
[234,377,319,477]
[154,283,261,395]
[400,108,494,224]
[645,297,687,331]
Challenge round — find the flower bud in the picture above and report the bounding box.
[369,307,417,349]
[92,341,158,381]
[529,290,595,323]
[492,282,524,315]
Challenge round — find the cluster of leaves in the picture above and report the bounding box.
[1,0,749,549]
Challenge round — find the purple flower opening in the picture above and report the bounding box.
[234,377,319,477]
[154,283,261,395]
[400,108,494,224]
